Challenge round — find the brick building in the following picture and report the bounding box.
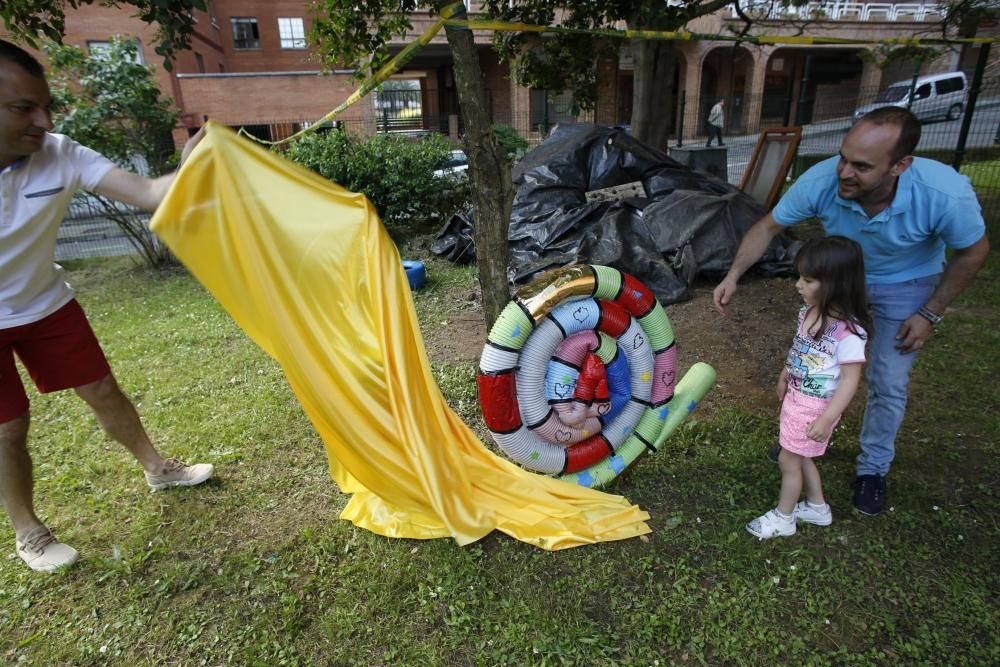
[5,1,996,147]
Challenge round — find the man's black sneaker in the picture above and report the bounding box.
[767,446,781,463]
[852,474,886,516]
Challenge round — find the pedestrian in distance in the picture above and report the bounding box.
[706,99,725,147]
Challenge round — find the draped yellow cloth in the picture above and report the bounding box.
[150,123,651,549]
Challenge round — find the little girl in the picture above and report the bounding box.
[747,235,872,539]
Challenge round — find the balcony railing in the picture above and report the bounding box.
[729,1,945,22]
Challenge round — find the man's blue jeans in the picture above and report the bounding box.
[858,275,940,476]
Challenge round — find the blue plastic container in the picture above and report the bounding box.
[403,260,427,290]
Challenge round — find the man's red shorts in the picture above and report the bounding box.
[0,299,111,423]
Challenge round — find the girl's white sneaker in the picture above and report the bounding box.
[746,509,796,539]
[793,500,833,526]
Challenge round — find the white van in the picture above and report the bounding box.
[852,72,968,123]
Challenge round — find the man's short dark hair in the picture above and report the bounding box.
[860,106,921,162]
[0,40,46,79]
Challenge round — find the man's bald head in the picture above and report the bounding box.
[856,106,921,163]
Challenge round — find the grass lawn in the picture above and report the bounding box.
[0,231,996,663]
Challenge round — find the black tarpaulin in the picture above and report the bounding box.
[432,124,796,303]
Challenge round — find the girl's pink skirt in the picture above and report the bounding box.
[779,389,837,458]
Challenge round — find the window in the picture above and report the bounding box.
[234,123,272,142]
[913,83,931,100]
[87,41,112,59]
[935,77,964,95]
[303,120,340,134]
[87,40,145,64]
[373,80,423,131]
[277,17,306,49]
[530,89,575,131]
[195,52,205,73]
[231,17,260,49]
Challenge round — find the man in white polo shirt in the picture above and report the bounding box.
[0,40,213,572]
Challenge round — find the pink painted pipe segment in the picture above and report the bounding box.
[651,346,678,405]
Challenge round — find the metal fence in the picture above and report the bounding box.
[705,76,1000,224]
[219,76,1000,188]
[57,76,1000,260]
[58,194,152,262]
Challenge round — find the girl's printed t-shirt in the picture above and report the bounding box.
[785,306,867,400]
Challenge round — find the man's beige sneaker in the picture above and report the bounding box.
[145,457,215,491]
[16,526,78,572]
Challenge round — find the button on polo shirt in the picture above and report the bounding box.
[0,133,115,328]
[0,159,18,224]
[772,156,985,284]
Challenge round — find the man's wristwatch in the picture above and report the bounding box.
[917,306,943,326]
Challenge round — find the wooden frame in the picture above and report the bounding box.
[739,127,802,211]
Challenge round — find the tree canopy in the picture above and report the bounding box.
[483,1,730,111]
[310,0,419,78]
[311,1,515,327]
[47,37,178,173]
[47,37,179,267]
[1,0,207,69]
[479,1,994,149]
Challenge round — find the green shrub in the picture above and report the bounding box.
[492,123,530,162]
[47,37,179,269]
[283,129,456,231]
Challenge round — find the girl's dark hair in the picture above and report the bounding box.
[795,235,872,341]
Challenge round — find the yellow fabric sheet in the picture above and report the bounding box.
[150,123,650,550]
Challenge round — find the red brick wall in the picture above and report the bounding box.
[211,1,318,72]
[176,73,363,125]
[57,4,225,105]
[1,4,225,143]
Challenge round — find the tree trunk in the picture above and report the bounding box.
[439,5,514,328]
[630,39,676,152]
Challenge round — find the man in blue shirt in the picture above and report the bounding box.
[713,106,989,517]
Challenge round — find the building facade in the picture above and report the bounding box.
[6,1,997,147]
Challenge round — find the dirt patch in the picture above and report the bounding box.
[424,312,488,365]
[668,275,800,417]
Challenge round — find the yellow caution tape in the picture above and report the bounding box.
[240,1,466,145]
[241,9,997,146]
